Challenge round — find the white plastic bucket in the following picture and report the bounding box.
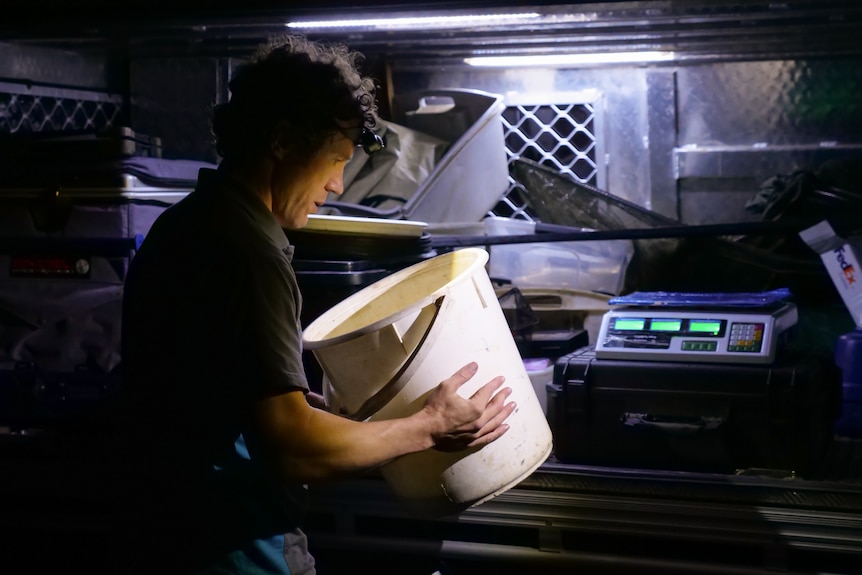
[303,248,553,517]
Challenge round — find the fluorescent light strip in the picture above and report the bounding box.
[465,51,675,67]
[286,13,540,30]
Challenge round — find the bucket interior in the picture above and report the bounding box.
[306,248,487,344]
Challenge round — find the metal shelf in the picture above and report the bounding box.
[304,452,862,574]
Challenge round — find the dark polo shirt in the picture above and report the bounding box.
[118,167,310,572]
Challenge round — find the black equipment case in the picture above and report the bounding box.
[547,346,841,477]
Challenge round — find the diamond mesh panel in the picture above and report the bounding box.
[495,102,599,221]
[0,90,122,134]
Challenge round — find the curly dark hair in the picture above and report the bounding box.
[211,34,379,166]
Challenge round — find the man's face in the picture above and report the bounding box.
[271,132,355,229]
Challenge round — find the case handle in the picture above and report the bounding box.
[622,412,724,435]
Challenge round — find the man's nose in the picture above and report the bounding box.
[325,174,344,196]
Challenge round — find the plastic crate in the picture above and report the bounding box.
[327,88,509,224]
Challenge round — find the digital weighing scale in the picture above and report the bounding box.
[594,290,798,364]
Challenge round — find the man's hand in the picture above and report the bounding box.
[421,362,515,452]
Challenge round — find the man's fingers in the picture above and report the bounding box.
[467,420,511,448]
[428,364,513,453]
[466,383,517,447]
[444,362,479,390]
[469,375,506,403]
[451,388,515,445]
[442,365,508,407]
[470,398,516,442]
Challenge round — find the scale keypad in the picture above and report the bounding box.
[728,322,764,352]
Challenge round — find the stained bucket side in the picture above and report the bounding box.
[364,250,553,517]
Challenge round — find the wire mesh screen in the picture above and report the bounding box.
[493,101,600,221]
[0,84,123,134]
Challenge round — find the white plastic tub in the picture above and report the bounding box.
[303,248,552,517]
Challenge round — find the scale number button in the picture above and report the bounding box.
[728,322,764,352]
[682,340,717,352]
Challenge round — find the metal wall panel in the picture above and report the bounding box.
[646,70,679,219]
[393,54,862,225]
[675,58,862,223]
[0,41,113,91]
[677,59,862,147]
[128,57,227,163]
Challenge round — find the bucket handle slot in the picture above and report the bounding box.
[349,295,445,421]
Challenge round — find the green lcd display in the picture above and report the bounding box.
[614,318,645,330]
[649,319,682,332]
[689,320,721,335]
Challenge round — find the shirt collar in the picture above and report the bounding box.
[197,168,292,256]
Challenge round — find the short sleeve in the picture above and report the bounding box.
[234,249,309,400]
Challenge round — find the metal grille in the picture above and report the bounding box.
[494,102,600,221]
[0,83,123,134]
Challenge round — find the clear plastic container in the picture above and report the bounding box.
[483,216,634,295]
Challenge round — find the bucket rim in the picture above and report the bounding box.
[302,247,489,350]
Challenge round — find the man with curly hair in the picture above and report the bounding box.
[114,34,514,574]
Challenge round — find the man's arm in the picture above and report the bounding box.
[246,362,515,483]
